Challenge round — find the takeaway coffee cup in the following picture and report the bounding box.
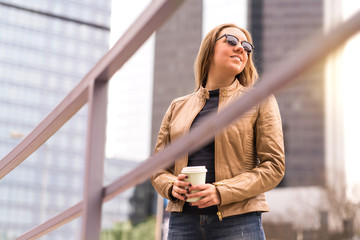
[181,166,207,202]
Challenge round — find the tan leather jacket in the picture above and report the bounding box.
[151,80,285,220]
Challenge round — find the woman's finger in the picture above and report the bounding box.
[171,174,192,201]
[174,180,191,188]
[173,184,188,195]
[191,195,219,208]
[174,174,192,189]
[177,174,188,180]
[172,186,187,201]
[187,184,220,207]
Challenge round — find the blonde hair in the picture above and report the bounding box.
[194,23,259,90]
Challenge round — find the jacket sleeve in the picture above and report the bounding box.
[214,95,285,205]
[150,101,179,201]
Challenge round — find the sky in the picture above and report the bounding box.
[340,1,360,202]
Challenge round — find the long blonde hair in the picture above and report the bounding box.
[194,23,259,90]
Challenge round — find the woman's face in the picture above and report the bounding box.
[210,27,249,77]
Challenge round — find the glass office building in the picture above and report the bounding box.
[0,1,135,239]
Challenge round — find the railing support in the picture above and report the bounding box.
[81,80,108,239]
[10,0,185,238]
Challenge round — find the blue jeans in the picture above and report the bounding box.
[167,212,265,240]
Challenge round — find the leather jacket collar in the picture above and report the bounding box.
[195,79,246,100]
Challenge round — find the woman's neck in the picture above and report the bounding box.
[205,72,235,90]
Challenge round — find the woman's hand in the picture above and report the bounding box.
[187,184,221,208]
[171,174,192,201]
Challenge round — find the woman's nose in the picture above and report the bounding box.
[234,43,244,53]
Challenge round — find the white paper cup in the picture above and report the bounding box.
[181,166,207,202]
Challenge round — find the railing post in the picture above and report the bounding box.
[81,79,108,239]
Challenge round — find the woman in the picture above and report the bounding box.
[151,23,285,240]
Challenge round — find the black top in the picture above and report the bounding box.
[182,89,219,215]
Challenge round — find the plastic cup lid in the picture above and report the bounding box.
[181,166,207,173]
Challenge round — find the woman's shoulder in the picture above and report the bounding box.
[170,92,198,106]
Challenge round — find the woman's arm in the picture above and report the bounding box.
[150,101,179,201]
[213,95,285,205]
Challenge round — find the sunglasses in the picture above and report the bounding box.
[216,34,254,54]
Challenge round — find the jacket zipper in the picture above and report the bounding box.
[183,96,207,167]
[217,210,223,221]
[213,182,224,221]
[180,96,207,212]
[215,92,223,221]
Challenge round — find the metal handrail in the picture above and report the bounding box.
[0,0,184,180]
[0,0,185,239]
[0,0,359,238]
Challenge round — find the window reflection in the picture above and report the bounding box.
[0,1,110,239]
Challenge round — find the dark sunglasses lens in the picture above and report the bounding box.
[226,36,238,46]
[241,42,252,53]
